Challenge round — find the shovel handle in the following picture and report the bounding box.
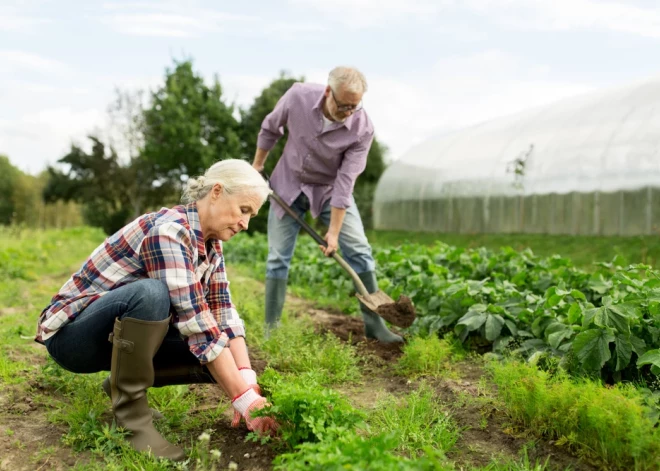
[267,190,371,299]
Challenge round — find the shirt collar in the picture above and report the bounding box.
[185,202,208,262]
[312,89,355,131]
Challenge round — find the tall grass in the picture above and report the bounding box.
[489,360,660,470]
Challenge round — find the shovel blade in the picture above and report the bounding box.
[355,291,416,328]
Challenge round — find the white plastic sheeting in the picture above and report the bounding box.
[373,76,660,235]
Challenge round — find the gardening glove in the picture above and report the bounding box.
[231,388,279,436]
[231,368,261,427]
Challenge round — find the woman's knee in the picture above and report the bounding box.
[128,279,171,320]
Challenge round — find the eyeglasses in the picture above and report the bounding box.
[330,89,363,113]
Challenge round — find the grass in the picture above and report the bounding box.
[368,382,461,457]
[488,359,660,470]
[260,322,361,385]
[396,334,466,378]
[366,230,660,270]
[7,227,660,470]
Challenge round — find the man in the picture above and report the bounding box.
[252,66,402,343]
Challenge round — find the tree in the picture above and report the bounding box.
[44,136,134,234]
[239,72,303,234]
[142,59,242,186]
[0,155,20,224]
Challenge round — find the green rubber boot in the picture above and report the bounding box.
[356,271,403,343]
[265,277,288,338]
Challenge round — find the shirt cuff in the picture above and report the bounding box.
[192,332,229,364]
[330,193,352,209]
[257,133,278,152]
[221,322,246,339]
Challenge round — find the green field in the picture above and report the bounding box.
[2,227,660,470]
[367,230,660,270]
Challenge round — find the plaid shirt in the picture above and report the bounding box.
[36,203,244,364]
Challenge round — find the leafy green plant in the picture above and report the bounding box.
[273,431,453,471]
[227,234,660,385]
[255,369,365,449]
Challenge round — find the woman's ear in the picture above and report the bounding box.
[211,183,224,200]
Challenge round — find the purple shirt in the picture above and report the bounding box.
[257,82,374,219]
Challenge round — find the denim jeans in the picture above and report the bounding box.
[44,279,204,376]
[266,192,375,279]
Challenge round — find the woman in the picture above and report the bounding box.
[36,159,277,461]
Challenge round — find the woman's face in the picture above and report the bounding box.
[201,185,264,241]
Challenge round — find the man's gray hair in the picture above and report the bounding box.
[328,66,368,94]
[181,159,271,204]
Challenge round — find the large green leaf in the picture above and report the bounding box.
[457,310,487,331]
[546,322,574,349]
[630,335,647,356]
[614,334,632,371]
[637,349,660,369]
[582,297,632,334]
[573,329,615,371]
[485,314,505,341]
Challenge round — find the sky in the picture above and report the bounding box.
[2,0,660,174]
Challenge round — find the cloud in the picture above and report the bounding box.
[464,0,660,39]
[0,50,73,77]
[101,2,326,38]
[291,0,660,38]
[0,2,52,33]
[0,107,106,173]
[289,0,447,28]
[361,50,596,161]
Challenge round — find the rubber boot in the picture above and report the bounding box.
[109,316,185,461]
[103,377,165,420]
[265,278,288,338]
[356,271,404,343]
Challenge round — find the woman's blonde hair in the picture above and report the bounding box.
[181,159,271,204]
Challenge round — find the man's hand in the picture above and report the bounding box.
[252,162,264,172]
[320,231,339,257]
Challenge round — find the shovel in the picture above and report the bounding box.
[267,189,416,329]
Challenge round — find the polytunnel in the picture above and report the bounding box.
[373,76,660,236]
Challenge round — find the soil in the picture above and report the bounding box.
[375,295,416,328]
[299,297,599,471]
[0,383,93,471]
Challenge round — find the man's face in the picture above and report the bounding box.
[324,85,363,122]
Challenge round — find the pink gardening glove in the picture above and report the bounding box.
[231,368,261,427]
[231,388,279,436]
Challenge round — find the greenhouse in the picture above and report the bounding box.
[373,76,660,236]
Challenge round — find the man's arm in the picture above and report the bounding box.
[252,147,269,172]
[253,85,297,171]
[321,206,346,256]
[320,132,374,256]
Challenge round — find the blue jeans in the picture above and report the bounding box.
[44,279,203,375]
[266,193,375,279]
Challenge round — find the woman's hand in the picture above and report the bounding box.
[231,388,279,436]
[232,368,261,426]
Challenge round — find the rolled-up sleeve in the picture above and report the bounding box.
[256,85,293,151]
[330,131,374,209]
[206,253,246,339]
[139,222,226,364]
